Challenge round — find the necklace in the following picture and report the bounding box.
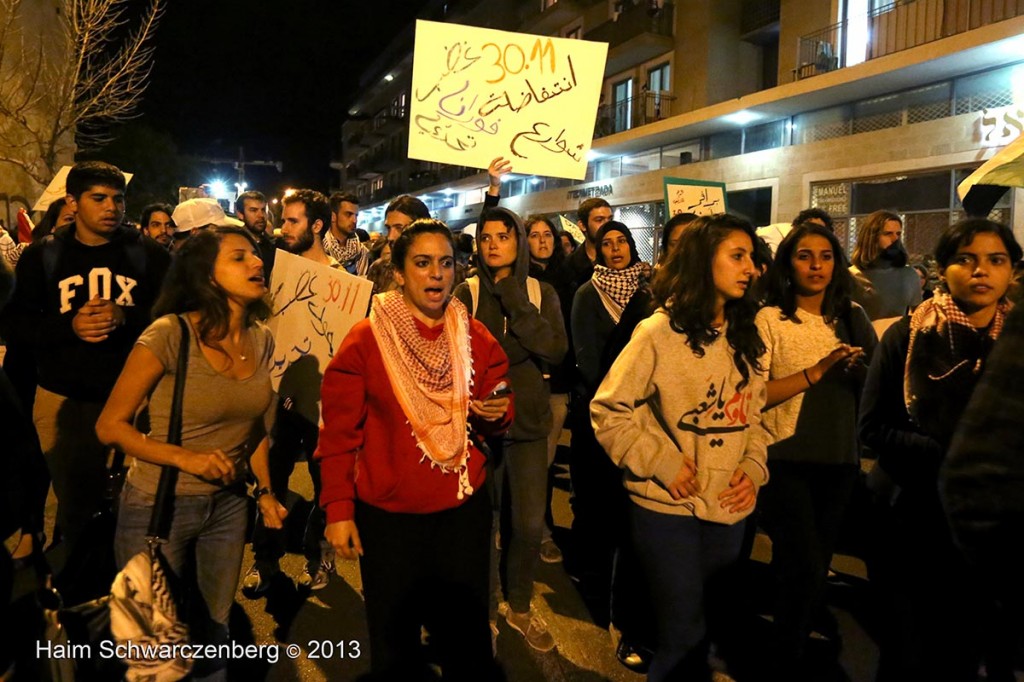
[234,331,251,361]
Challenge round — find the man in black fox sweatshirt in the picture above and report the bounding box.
[0,162,169,586]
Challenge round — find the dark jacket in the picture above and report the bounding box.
[252,229,278,282]
[859,317,944,491]
[0,223,170,402]
[453,207,567,442]
[529,259,575,394]
[940,303,1024,605]
[562,240,595,294]
[850,261,922,321]
[571,282,651,396]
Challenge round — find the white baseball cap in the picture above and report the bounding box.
[172,198,244,233]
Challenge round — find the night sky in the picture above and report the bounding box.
[137,0,433,195]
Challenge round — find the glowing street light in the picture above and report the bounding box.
[207,179,230,199]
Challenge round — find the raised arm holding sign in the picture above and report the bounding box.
[409,20,608,181]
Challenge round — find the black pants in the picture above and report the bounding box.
[252,405,325,569]
[873,489,995,681]
[356,491,499,681]
[758,461,859,665]
[567,399,621,590]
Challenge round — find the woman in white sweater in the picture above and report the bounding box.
[754,221,876,677]
[592,214,769,682]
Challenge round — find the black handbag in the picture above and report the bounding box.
[38,316,192,682]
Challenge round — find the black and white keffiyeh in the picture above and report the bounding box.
[324,231,363,266]
[592,263,644,323]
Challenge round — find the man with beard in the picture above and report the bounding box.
[563,197,613,292]
[235,190,277,277]
[849,210,921,326]
[243,188,336,595]
[325,192,369,276]
[139,203,174,249]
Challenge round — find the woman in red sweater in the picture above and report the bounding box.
[317,219,512,680]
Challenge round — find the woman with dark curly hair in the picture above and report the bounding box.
[754,222,876,677]
[97,226,285,680]
[592,214,769,681]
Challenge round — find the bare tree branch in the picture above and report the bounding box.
[0,0,162,186]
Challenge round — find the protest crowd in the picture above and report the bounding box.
[1,155,1023,682]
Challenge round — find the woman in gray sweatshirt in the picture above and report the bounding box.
[592,214,769,682]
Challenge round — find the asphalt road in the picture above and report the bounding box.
[12,449,893,681]
[224,456,883,682]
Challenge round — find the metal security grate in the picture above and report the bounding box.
[954,89,1014,115]
[833,218,852,256]
[902,212,955,257]
[800,121,850,143]
[951,208,1010,224]
[852,111,902,135]
[615,203,658,264]
[907,101,951,124]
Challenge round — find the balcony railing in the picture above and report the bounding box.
[795,0,1024,80]
[595,91,677,138]
[585,1,674,50]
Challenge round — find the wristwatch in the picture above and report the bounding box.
[254,486,272,501]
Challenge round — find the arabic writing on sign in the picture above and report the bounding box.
[663,178,728,218]
[409,20,607,181]
[268,251,374,427]
[676,188,722,214]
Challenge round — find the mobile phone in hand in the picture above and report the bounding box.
[486,381,511,399]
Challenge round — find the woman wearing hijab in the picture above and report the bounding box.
[572,222,651,406]
[571,221,655,670]
[452,206,568,653]
[318,219,512,679]
[860,218,1021,681]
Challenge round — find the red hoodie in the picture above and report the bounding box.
[316,315,512,523]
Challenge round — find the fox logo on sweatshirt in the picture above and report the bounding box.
[58,268,138,313]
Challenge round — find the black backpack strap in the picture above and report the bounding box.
[146,315,190,541]
[40,234,61,284]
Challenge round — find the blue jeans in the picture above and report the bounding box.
[631,504,745,682]
[115,483,249,681]
[491,437,549,614]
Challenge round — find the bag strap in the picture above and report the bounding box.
[146,315,190,542]
[467,276,480,317]
[526,276,542,311]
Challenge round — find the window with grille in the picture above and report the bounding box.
[614,203,658,264]
[812,168,1015,258]
[954,65,1017,115]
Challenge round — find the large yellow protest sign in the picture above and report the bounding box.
[409,20,608,181]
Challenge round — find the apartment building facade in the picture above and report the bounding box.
[337,0,1024,260]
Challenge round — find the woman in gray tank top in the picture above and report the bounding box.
[97,227,285,681]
